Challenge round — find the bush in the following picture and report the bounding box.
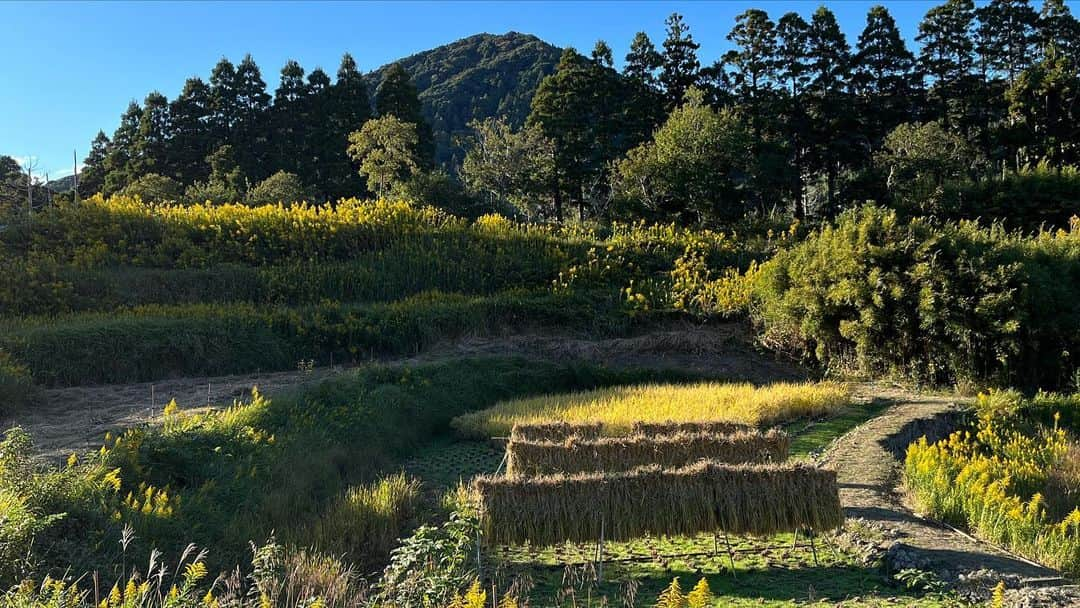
[936,164,1080,232]
[119,173,182,202]
[246,171,309,206]
[752,205,1080,388]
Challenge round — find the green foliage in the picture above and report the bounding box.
[752,205,1080,387]
[375,509,479,608]
[935,163,1080,231]
[309,473,422,569]
[877,121,979,213]
[118,174,182,203]
[3,357,673,580]
[461,117,555,219]
[612,88,753,224]
[347,116,420,197]
[245,170,308,206]
[0,290,627,387]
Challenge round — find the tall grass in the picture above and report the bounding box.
[0,357,690,583]
[452,381,850,438]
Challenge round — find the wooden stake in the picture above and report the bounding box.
[723,530,737,577]
[808,528,819,567]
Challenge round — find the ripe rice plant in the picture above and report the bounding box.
[452,381,850,438]
[474,460,842,545]
[631,420,751,436]
[505,429,789,476]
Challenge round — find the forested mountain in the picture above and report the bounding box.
[368,32,561,165]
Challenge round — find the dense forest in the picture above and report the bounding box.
[6,0,1080,228]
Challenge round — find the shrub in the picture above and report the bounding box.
[245,170,309,206]
[119,173,182,202]
[752,205,1080,388]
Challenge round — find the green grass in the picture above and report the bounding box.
[786,398,894,457]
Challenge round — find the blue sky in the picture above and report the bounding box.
[0,1,1044,179]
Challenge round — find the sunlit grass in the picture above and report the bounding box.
[452,381,851,438]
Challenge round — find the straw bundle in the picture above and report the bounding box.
[631,420,752,436]
[505,429,789,477]
[509,421,603,442]
[473,461,842,546]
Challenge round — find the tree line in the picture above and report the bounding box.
[469,0,1080,226]
[65,0,1080,227]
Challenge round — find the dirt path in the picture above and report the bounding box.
[823,384,1077,600]
[4,323,804,461]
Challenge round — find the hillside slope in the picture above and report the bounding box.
[368,32,562,165]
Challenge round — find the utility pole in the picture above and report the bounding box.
[26,161,32,217]
[73,149,79,204]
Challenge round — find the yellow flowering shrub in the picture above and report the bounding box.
[904,391,1080,574]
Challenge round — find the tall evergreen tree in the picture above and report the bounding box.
[592,40,614,68]
[854,6,920,148]
[132,91,172,179]
[917,0,977,128]
[209,58,240,145]
[1039,0,1080,64]
[326,53,372,198]
[375,63,435,168]
[723,9,779,109]
[169,77,215,185]
[103,101,143,195]
[660,13,701,108]
[805,6,856,214]
[79,131,111,196]
[776,12,813,217]
[273,59,308,174]
[301,68,334,190]
[234,54,271,179]
[976,0,1039,82]
[624,32,663,87]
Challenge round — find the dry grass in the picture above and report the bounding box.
[453,381,851,438]
[505,429,789,476]
[474,460,842,545]
[509,421,604,442]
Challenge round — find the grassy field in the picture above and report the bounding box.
[451,381,851,438]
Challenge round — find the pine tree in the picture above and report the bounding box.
[326,53,372,198]
[375,63,435,168]
[301,67,333,190]
[805,6,856,215]
[234,54,271,179]
[660,13,701,108]
[209,57,240,145]
[724,9,779,106]
[917,0,977,127]
[132,91,172,178]
[976,0,1039,82]
[272,59,308,174]
[169,78,215,185]
[624,32,662,87]
[592,40,614,68]
[103,101,142,195]
[79,131,111,196]
[776,11,813,218]
[854,5,920,147]
[1039,0,1080,64]
[1007,46,1080,167]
